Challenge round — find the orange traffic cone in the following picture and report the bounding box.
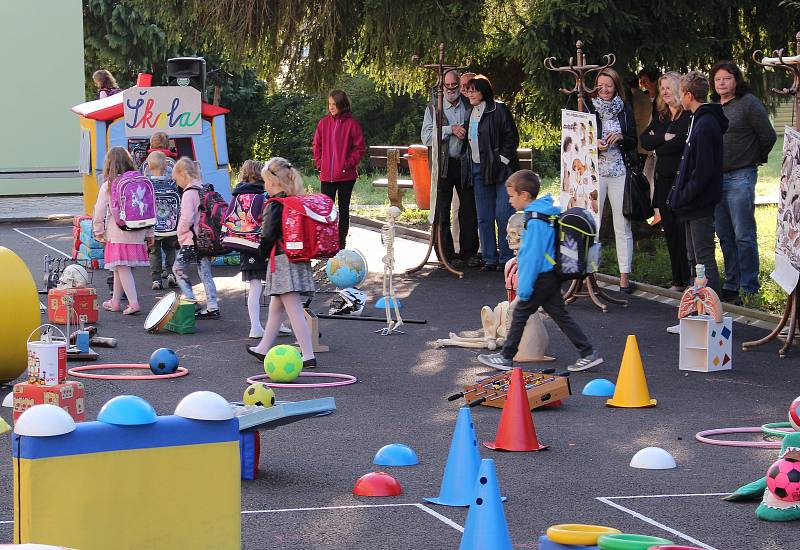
[606,335,657,408]
[484,368,548,451]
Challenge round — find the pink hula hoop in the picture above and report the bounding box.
[69,364,189,380]
[246,372,358,388]
[695,427,782,448]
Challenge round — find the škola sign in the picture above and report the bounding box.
[123,86,202,137]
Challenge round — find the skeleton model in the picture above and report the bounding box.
[434,213,554,361]
[379,206,404,335]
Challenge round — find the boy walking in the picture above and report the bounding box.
[478,170,602,372]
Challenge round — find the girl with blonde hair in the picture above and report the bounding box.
[92,147,153,315]
[247,157,316,368]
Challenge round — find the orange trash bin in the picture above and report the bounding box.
[406,145,431,210]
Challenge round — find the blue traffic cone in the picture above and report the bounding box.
[424,407,481,507]
[459,459,512,550]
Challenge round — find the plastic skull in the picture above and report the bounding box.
[506,212,526,251]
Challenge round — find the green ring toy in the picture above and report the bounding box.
[761,421,796,438]
[598,533,674,550]
[546,524,622,545]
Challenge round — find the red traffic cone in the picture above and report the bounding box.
[484,368,548,452]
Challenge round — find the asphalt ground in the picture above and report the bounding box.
[1,219,799,550]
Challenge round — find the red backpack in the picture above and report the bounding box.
[267,194,339,268]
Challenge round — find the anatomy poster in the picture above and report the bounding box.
[772,126,800,293]
[560,109,600,225]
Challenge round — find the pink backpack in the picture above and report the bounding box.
[268,194,339,268]
[110,171,156,231]
[221,192,266,253]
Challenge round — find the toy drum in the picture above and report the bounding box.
[27,324,67,386]
[144,292,180,333]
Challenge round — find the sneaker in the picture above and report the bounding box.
[720,288,742,305]
[477,352,513,371]
[567,352,603,372]
[196,308,221,320]
[303,358,317,369]
[151,280,162,290]
[278,323,293,336]
[666,323,681,335]
[167,274,178,287]
[249,328,264,339]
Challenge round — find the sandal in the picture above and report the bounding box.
[102,300,121,312]
[122,305,140,315]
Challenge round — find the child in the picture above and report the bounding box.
[478,170,603,372]
[142,132,177,178]
[247,157,316,368]
[93,69,121,99]
[145,151,179,290]
[92,147,153,315]
[172,157,220,319]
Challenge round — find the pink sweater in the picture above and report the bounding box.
[92,182,153,244]
[177,182,203,246]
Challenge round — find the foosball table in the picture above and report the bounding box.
[449,369,571,410]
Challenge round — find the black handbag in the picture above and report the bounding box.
[622,156,655,221]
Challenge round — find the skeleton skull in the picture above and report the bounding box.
[506,212,526,251]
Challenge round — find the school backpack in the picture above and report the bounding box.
[109,171,156,230]
[187,184,228,257]
[150,176,181,237]
[267,194,339,266]
[525,207,599,280]
[221,192,266,253]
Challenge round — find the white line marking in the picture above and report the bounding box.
[12,228,70,257]
[414,503,464,532]
[240,503,421,515]
[600,492,730,500]
[597,496,719,550]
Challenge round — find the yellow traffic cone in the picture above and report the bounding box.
[606,335,657,408]
[0,416,10,435]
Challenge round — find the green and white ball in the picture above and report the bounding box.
[264,345,303,382]
[243,383,276,407]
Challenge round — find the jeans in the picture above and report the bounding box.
[502,271,593,360]
[472,164,515,266]
[438,157,478,260]
[148,236,178,282]
[321,180,356,249]
[173,246,218,310]
[715,165,759,293]
[597,173,633,273]
[685,215,721,295]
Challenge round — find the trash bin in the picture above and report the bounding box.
[406,144,431,210]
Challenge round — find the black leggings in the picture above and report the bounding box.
[321,180,356,248]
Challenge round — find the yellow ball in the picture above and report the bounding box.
[264,345,303,382]
[0,247,40,382]
[243,383,275,407]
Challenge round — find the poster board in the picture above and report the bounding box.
[123,86,202,137]
[772,126,800,293]
[560,109,600,225]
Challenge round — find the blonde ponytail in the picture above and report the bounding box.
[263,157,304,196]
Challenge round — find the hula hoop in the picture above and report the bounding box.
[69,364,189,380]
[762,422,796,438]
[695,427,782,448]
[546,524,621,545]
[597,533,674,550]
[246,372,357,388]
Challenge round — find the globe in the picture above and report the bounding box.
[326,249,368,289]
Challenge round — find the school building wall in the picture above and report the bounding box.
[0,0,84,196]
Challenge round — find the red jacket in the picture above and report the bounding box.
[312,112,365,182]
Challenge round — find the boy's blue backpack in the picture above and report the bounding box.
[149,176,180,237]
[525,207,599,280]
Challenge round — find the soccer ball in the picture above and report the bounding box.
[264,344,303,382]
[788,396,800,431]
[243,383,275,407]
[766,457,800,501]
[149,347,179,375]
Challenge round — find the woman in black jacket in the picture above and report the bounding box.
[464,75,520,271]
[640,72,692,291]
[587,68,638,292]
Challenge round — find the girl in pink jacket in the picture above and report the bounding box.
[312,90,365,248]
[92,147,154,315]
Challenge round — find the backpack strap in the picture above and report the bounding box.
[523,211,558,267]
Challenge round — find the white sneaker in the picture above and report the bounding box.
[666,324,681,335]
[567,352,603,372]
[249,328,264,339]
[279,323,293,335]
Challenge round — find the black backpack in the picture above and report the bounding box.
[525,207,599,280]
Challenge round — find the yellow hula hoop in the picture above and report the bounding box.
[546,524,622,545]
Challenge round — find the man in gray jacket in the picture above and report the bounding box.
[711,61,777,304]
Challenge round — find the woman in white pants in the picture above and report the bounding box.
[588,68,637,292]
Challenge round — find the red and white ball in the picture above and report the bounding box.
[788,396,800,431]
[766,457,800,502]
